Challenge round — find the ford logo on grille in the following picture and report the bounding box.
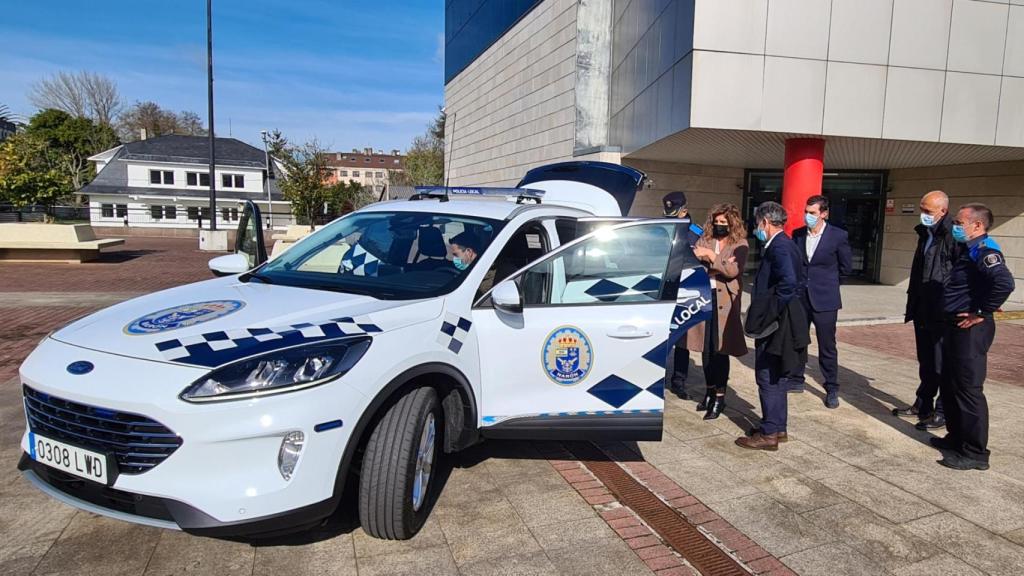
[66,361,94,375]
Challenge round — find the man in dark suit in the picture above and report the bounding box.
[789,195,853,408]
[893,190,956,430]
[737,201,806,451]
[663,191,704,398]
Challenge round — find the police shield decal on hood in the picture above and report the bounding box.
[50,276,442,367]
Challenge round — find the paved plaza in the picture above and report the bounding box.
[1,237,1023,575]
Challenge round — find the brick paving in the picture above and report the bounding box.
[838,321,1024,387]
[0,306,100,383]
[0,236,216,293]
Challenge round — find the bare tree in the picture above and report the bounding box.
[117,101,206,141]
[29,71,122,126]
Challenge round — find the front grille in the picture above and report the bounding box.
[23,385,182,474]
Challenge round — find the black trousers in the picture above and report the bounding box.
[701,307,729,392]
[670,344,689,389]
[940,317,995,463]
[912,321,945,417]
[786,308,839,390]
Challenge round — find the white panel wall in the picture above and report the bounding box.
[610,0,1024,150]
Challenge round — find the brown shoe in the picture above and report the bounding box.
[735,432,779,451]
[747,427,788,442]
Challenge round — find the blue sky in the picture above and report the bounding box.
[1,0,444,152]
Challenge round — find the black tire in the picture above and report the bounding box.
[358,386,441,540]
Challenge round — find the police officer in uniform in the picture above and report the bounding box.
[663,191,703,398]
[933,203,1015,471]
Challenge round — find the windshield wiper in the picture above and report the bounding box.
[244,272,275,284]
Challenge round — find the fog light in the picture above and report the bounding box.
[278,431,305,481]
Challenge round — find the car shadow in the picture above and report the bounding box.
[94,249,159,263]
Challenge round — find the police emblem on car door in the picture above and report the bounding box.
[472,219,708,441]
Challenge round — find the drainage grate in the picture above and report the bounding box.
[568,442,750,576]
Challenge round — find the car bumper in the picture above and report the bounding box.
[18,337,370,534]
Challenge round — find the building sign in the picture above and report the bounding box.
[885,199,895,214]
[901,203,915,214]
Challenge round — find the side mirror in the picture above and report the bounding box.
[208,253,250,277]
[491,280,523,314]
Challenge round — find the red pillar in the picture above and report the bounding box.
[782,138,826,236]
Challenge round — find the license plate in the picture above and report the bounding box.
[29,432,110,484]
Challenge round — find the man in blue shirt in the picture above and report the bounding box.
[933,203,1015,471]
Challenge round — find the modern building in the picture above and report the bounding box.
[0,119,16,142]
[80,135,292,231]
[325,148,405,198]
[444,0,1024,302]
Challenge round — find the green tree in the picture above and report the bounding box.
[277,139,331,230]
[0,133,72,211]
[394,106,446,187]
[25,109,119,190]
[326,179,373,217]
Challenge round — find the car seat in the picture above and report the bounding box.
[408,226,450,271]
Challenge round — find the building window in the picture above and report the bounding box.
[186,172,211,186]
[378,158,385,163]
[150,170,174,185]
[101,204,114,218]
[222,174,244,188]
[150,206,163,220]
[375,171,384,178]
[221,208,232,222]
[364,158,370,162]
[352,170,360,177]
[164,206,177,219]
[340,170,348,177]
[116,204,128,217]
[230,208,239,221]
[187,207,200,220]
[201,207,211,220]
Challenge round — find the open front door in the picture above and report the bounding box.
[236,200,268,267]
[473,219,710,441]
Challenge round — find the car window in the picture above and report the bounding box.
[476,220,549,301]
[517,223,676,306]
[253,212,503,299]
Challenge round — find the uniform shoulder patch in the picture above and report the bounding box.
[983,252,1004,268]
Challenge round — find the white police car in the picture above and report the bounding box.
[18,161,710,539]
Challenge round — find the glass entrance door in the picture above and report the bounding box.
[744,171,886,282]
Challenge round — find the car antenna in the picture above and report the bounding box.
[442,109,455,203]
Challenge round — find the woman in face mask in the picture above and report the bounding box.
[687,204,750,419]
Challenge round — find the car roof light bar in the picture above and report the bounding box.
[410,186,544,204]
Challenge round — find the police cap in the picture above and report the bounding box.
[662,191,688,216]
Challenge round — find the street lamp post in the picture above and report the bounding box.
[206,0,217,231]
[260,130,273,229]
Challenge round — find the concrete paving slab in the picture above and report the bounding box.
[0,481,75,575]
[545,540,654,576]
[352,517,446,558]
[435,496,542,565]
[802,501,938,572]
[709,493,834,558]
[891,553,987,576]
[656,455,761,505]
[354,545,459,576]
[765,440,857,481]
[529,516,620,551]
[904,512,1024,576]
[503,484,597,528]
[1005,527,1024,546]
[253,533,358,576]
[456,551,561,576]
[143,530,254,575]
[31,513,162,576]
[739,466,846,514]
[817,468,941,524]
[780,542,886,576]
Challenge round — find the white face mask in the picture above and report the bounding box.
[920,213,936,227]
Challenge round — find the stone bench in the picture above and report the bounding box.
[0,223,125,263]
[270,224,321,260]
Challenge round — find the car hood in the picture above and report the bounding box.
[52,276,442,368]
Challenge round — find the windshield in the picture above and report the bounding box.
[251,211,503,299]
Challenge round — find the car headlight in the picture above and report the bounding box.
[180,337,371,403]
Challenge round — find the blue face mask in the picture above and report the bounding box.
[453,257,468,271]
[920,213,936,227]
[804,213,819,229]
[754,228,768,243]
[951,224,968,244]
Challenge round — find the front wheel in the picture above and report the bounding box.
[358,386,441,539]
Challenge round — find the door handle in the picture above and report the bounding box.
[608,326,653,339]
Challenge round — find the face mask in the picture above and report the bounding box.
[712,224,729,238]
[920,213,936,227]
[951,225,968,244]
[453,257,468,271]
[754,228,768,243]
[804,214,819,229]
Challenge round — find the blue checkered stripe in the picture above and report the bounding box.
[154,316,382,367]
[561,274,662,303]
[436,312,472,354]
[341,244,380,276]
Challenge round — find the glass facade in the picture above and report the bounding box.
[445,0,541,84]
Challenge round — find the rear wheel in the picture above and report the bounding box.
[358,386,440,539]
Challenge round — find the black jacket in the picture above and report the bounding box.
[905,214,958,325]
[745,233,810,373]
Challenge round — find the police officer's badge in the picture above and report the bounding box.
[984,253,1003,268]
[542,326,593,385]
